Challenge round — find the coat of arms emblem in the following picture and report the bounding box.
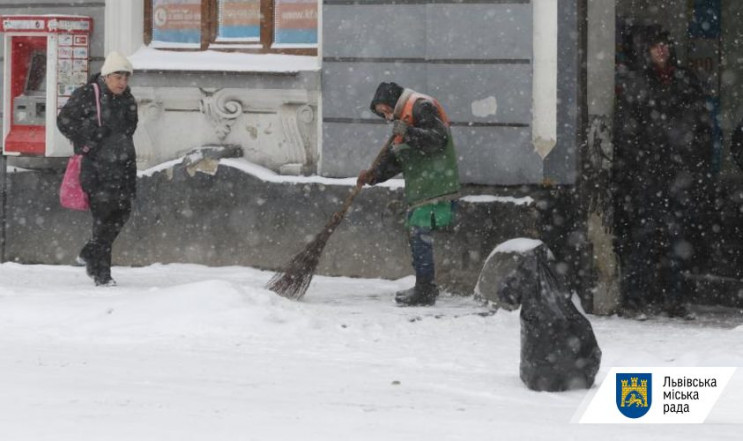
[616,373,652,418]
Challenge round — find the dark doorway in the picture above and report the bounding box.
[613,0,743,307]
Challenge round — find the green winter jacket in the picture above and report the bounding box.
[370,89,460,228]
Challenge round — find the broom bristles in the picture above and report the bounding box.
[266,216,343,300]
[267,135,394,300]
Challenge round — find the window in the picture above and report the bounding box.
[144,0,318,55]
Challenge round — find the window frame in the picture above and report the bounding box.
[144,0,317,56]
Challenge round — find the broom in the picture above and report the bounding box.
[266,134,395,300]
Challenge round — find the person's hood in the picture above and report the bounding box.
[369,82,404,118]
[644,29,679,69]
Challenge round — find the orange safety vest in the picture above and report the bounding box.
[394,92,450,145]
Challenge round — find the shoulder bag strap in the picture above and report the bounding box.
[92,82,102,127]
[81,82,102,155]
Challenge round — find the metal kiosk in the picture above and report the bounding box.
[0,15,93,157]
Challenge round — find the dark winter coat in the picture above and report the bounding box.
[57,73,138,201]
[613,62,712,232]
[731,121,743,170]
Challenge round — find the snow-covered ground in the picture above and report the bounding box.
[0,262,741,440]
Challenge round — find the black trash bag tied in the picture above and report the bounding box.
[497,243,602,392]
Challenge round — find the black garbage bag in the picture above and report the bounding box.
[498,243,602,392]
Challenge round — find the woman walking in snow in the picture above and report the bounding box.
[57,52,138,286]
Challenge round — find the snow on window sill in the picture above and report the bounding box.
[129,46,320,74]
[149,41,201,50]
[271,43,318,49]
[209,43,263,50]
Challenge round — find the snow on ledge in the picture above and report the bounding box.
[493,238,543,255]
[461,195,534,206]
[137,156,405,189]
[6,165,33,173]
[128,46,320,73]
[139,157,543,206]
[220,158,405,188]
[138,158,183,177]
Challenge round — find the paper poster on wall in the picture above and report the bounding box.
[274,0,317,45]
[217,0,260,41]
[56,32,88,98]
[152,0,201,46]
[73,47,87,59]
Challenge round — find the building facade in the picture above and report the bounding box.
[2,0,743,311]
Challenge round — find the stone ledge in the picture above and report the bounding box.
[2,159,541,295]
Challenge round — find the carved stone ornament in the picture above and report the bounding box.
[199,88,244,141]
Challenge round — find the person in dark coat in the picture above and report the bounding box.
[730,119,743,170]
[613,30,712,318]
[57,52,138,287]
[357,82,460,306]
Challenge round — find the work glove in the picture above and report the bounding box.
[357,169,374,187]
[392,120,408,137]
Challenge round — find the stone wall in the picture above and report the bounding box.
[1,158,543,295]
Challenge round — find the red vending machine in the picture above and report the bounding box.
[0,15,92,156]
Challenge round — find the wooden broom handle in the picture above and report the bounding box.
[333,134,396,221]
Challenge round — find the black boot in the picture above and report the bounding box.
[95,276,117,287]
[83,243,101,279]
[94,258,115,287]
[76,243,93,267]
[93,260,115,287]
[85,258,96,278]
[395,282,439,307]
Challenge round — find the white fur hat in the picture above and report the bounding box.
[101,51,133,76]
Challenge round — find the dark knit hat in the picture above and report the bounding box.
[370,82,404,118]
[644,28,678,67]
[647,28,671,47]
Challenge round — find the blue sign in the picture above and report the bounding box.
[688,0,721,39]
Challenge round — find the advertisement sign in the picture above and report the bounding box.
[152,0,201,45]
[217,0,260,40]
[274,0,317,45]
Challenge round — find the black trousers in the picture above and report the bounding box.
[618,214,686,309]
[80,191,131,281]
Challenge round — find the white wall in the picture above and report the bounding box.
[104,0,143,56]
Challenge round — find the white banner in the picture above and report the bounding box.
[574,367,739,424]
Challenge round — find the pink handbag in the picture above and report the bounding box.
[60,154,88,210]
[60,83,101,211]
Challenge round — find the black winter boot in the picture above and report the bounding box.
[76,243,94,267]
[94,263,115,287]
[85,259,96,278]
[95,276,117,287]
[395,282,439,307]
